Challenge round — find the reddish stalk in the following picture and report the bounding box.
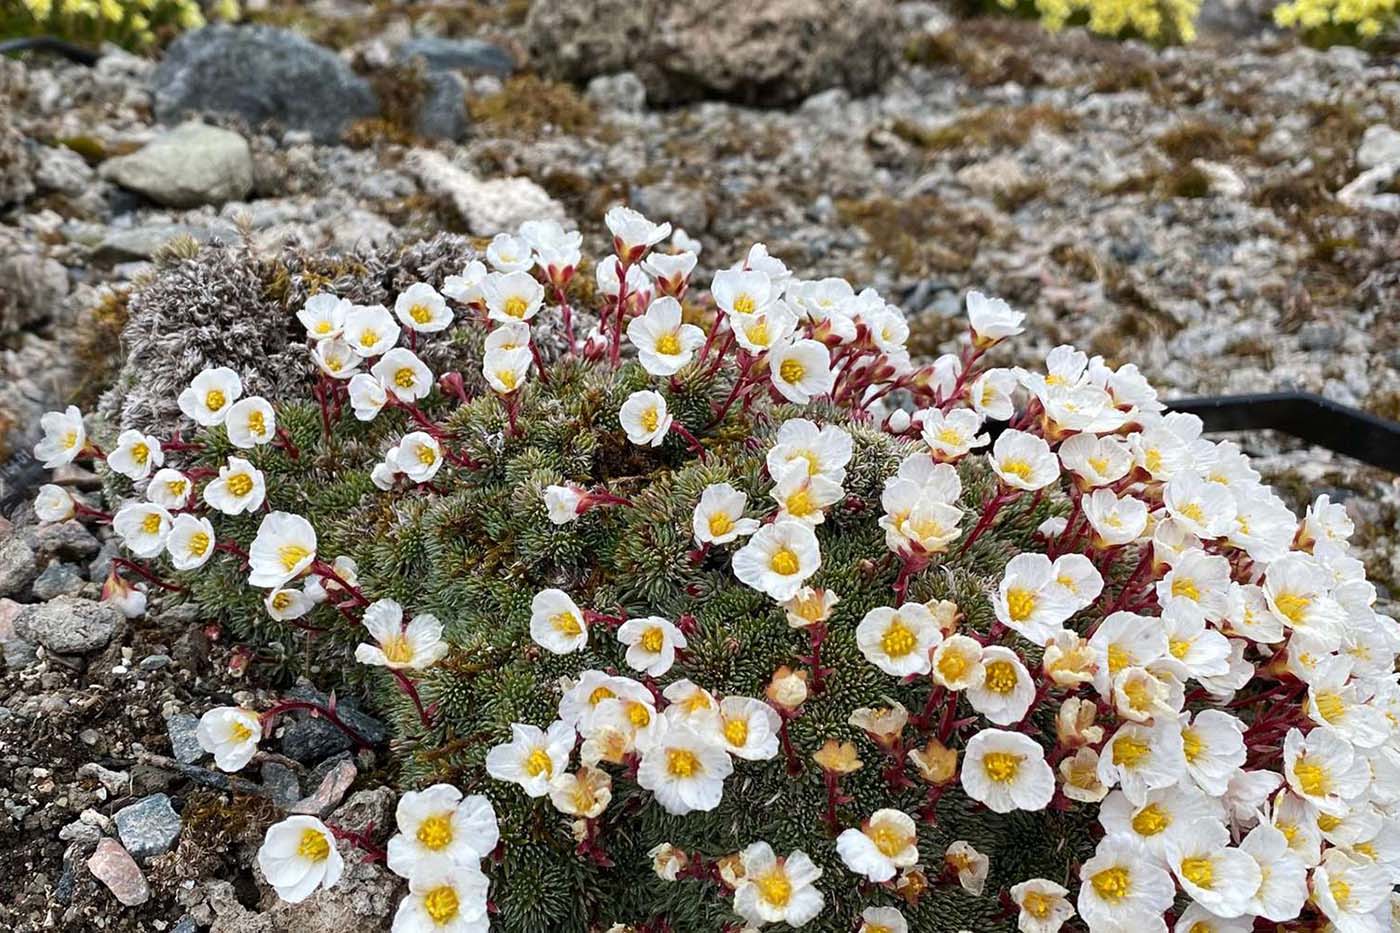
[327,822,387,862]
[260,698,375,750]
[112,557,188,593]
[390,668,434,727]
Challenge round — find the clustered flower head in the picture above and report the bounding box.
[32,205,1400,932]
[11,0,238,50]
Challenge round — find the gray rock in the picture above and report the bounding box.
[525,0,651,84]
[173,916,197,933]
[0,252,69,335]
[406,150,567,236]
[100,122,254,208]
[414,71,470,142]
[1358,124,1400,170]
[33,520,101,561]
[396,36,515,76]
[0,534,38,598]
[139,653,171,671]
[14,595,121,655]
[278,686,386,763]
[167,713,204,764]
[87,838,150,906]
[77,761,130,796]
[290,758,357,816]
[31,562,86,600]
[328,787,395,840]
[114,793,182,860]
[153,25,379,144]
[0,123,35,207]
[260,761,301,808]
[34,146,96,197]
[92,223,210,262]
[59,818,103,846]
[586,71,647,113]
[0,598,37,669]
[631,182,709,232]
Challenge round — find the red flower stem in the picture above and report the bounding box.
[529,340,551,384]
[260,699,375,750]
[310,560,369,607]
[390,668,433,727]
[957,491,1013,555]
[820,770,845,834]
[112,557,189,593]
[326,822,387,862]
[273,427,301,460]
[668,423,707,462]
[778,711,803,776]
[553,283,576,351]
[610,259,631,367]
[73,502,113,523]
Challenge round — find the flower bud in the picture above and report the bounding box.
[765,665,808,711]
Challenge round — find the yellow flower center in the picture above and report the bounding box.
[1316,813,1341,832]
[423,885,460,924]
[1087,455,1110,475]
[315,320,332,334]
[769,547,800,575]
[708,512,734,537]
[1131,804,1171,836]
[131,442,150,465]
[416,444,437,466]
[640,626,665,653]
[382,634,413,664]
[869,824,907,858]
[655,332,681,355]
[755,870,791,907]
[1113,736,1150,768]
[779,358,805,384]
[723,717,749,747]
[63,429,79,449]
[228,473,254,497]
[410,304,432,325]
[999,458,1034,480]
[524,747,553,778]
[666,748,700,777]
[881,619,918,658]
[588,686,615,706]
[745,319,770,346]
[1144,449,1163,473]
[359,329,379,348]
[416,814,453,851]
[1107,644,1133,675]
[785,488,816,517]
[1293,758,1329,796]
[247,410,266,438]
[1006,588,1036,622]
[1329,878,1352,910]
[230,720,253,742]
[1182,728,1204,763]
[936,427,964,445]
[141,513,162,535]
[1171,577,1200,601]
[938,648,969,682]
[640,407,659,433]
[297,827,330,862]
[1179,502,1205,523]
[325,357,343,373]
[495,369,518,391]
[983,660,1018,694]
[626,701,651,727]
[1023,891,1055,919]
[167,479,188,498]
[1275,592,1311,624]
[1180,856,1214,889]
[797,451,820,476]
[1169,638,1192,659]
[982,751,1023,782]
[551,612,582,636]
[395,367,416,389]
[278,544,311,572]
[205,389,226,411]
[271,592,293,611]
[1091,866,1130,902]
[1315,692,1346,723]
[504,296,528,319]
[733,294,757,315]
[1188,924,1211,933]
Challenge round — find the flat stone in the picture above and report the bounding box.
[87,838,150,906]
[100,122,254,208]
[260,761,301,808]
[15,595,122,655]
[114,793,182,860]
[414,70,470,142]
[406,149,567,237]
[153,25,379,144]
[277,685,387,763]
[33,520,101,560]
[32,562,86,600]
[1358,124,1400,171]
[166,713,204,764]
[92,223,210,262]
[35,145,96,196]
[290,758,357,816]
[0,597,37,669]
[0,534,38,598]
[396,36,515,75]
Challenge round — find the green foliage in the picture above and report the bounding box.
[2,0,237,51]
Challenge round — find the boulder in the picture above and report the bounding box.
[100,122,254,208]
[525,0,652,84]
[0,533,38,598]
[0,252,69,336]
[15,595,121,655]
[114,793,182,860]
[152,25,378,144]
[406,149,567,236]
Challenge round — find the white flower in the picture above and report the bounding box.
[1313,849,1392,932]
[767,419,853,486]
[1304,662,1391,748]
[1089,611,1169,696]
[732,301,799,354]
[256,816,344,904]
[1157,548,1233,620]
[1282,727,1370,816]
[692,483,759,545]
[733,842,824,929]
[1097,718,1187,806]
[618,615,686,676]
[484,232,534,272]
[648,842,688,881]
[769,339,834,404]
[736,243,790,285]
[355,599,449,670]
[297,292,350,340]
[372,458,400,491]
[393,282,454,334]
[395,432,444,484]
[836,809,918,882]
[1165,825,1262,919]
[961,728,1055,813]
[770,462,843,527]
[713,268,776,318]
[966,290,1025,347]
[482,270,545,323]
[543,484,584,524]
[787,276,853,325]
[1097,785,1218,864]
[856,603,942,677]
[345,303,401,358]
[596,257,651,298]
[104,576,147,619]
[1010,878,1074,933]
[606,205,672,262]
[519,218,581,255]
[642,250,698,295]
[529,588,588,654]
[247,511,317,588]
[372,347,433,403]
[311,336,361,379]
[858,906,908,933]
[484,321,531,354]
[783,586,840,629]
[1303,493,1354,547]
[177,368,242,426]
[989,429,1059,491]
[113,502,172,558]
[1239,822,1308,922]
[715,696,780,760]
[265,587,315,621]
[107,428,163,480]
[33,406,87,467]
[348,373,388,421]
[1164,472,1238,539]
[1082,489,1149,547]
[1172,905,1254,933]
[1048,553,1104,610]
[442,259,489,306]
[931,634,985,690]
[167,513,216,571]
[387,784,498,878]
[627,296,705,375]
[992,553,1079,645]
[304,555,359,604]
[390,860,490,933]
[204,456,266,515]
[1180,708,1246,795]
[1076,836,1176,933]
[548,765,612,819]
[195,706,262,771]
[731,519,822,601]
[1262,553,1346,648]
[969,367,1018,420]
[636,720,732,815]
[945,840,990,896]
[619,390,673,447]
[966,645,1036,725]
[1058,433,1132,488]
[34,484,76,522]
[225,396,276,448]
[920,408,989,460]
[485,721,576,797]
[483,346,532,395]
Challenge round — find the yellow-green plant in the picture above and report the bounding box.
[3,0,238,51]
[1273,0,1398,41]
[996,0,1200,42]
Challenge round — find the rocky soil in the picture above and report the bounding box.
[1,0,1398,930]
